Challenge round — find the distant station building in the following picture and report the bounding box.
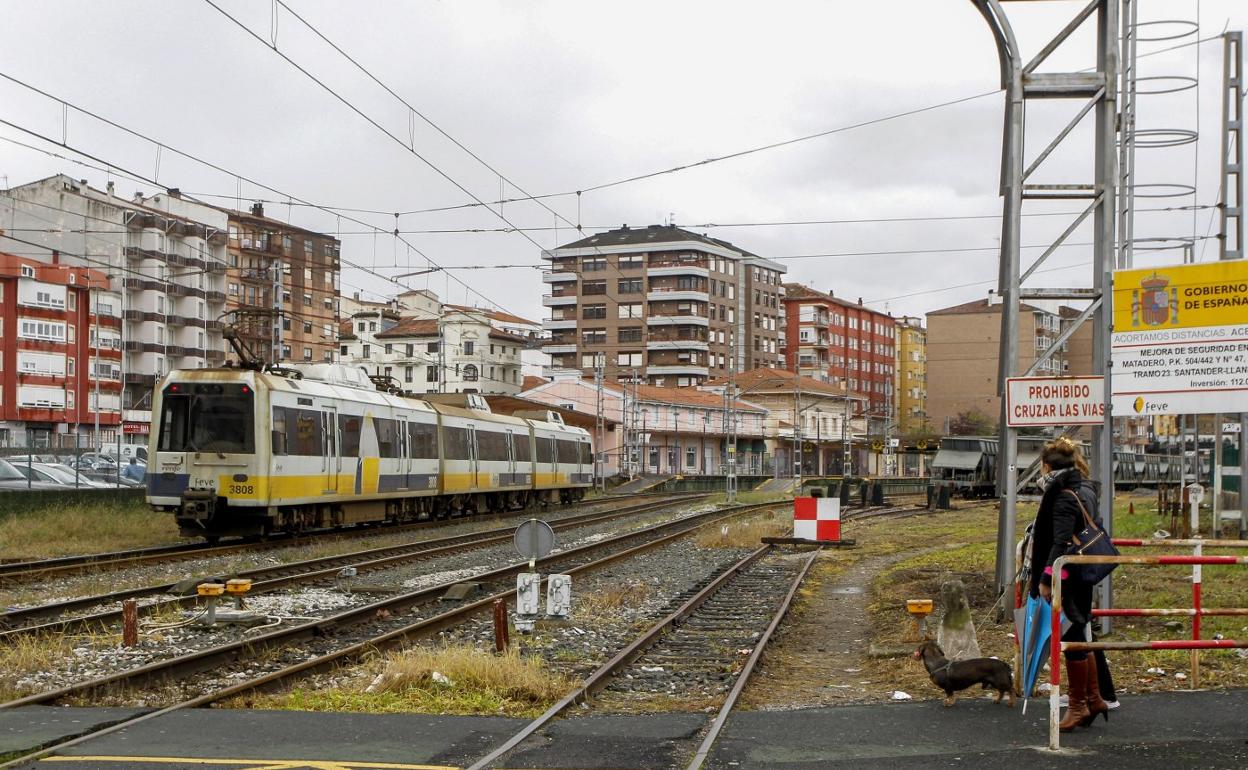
[894,315,928,435]
[0,252,119,447]
[780,283,896,432]
[222,202,341,366]
[540,225,786,386]
[925,298,1073,433]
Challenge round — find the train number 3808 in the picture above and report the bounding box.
[228,484,255,496]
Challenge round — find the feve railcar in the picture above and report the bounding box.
[147,364,591,540]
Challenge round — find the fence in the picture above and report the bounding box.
[1048,552,1248,751]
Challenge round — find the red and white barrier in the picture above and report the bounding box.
[793,497,841,542]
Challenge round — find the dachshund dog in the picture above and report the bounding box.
[914,640,1015,707]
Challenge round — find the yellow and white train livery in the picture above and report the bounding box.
[147,364,591,540]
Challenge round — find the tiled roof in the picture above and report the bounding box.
[522,375,549,391]
[928,297,1045,316]
[705,367,868,401]
[444,304,537,327]
[781,282,888,315]
[556,224,747,254]
[601,381,764,412]
[374,318,439,339]
[488,329,529,344]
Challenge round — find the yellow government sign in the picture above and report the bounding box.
[1113,260,1248,331]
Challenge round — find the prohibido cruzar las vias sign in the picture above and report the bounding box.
[1111,260,1248,416]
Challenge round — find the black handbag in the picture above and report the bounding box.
[1063,489,1119,585]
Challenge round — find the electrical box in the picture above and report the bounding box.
[516,573,541,617]
[546,574,572,618]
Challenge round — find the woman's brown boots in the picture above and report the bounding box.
[1060,657,1110,732]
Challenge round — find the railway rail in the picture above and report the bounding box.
[0,498,800,769]
[0,495,708,639]
[0,492,698,585]
[464,502,924,770]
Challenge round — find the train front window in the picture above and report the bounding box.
[158,384,255,453]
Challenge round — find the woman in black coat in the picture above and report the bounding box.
[1027,437,1110,732]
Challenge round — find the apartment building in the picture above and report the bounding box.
[926,298,1073,432]
[895,315,928,434]
[339,307,527,394]
[0,253,121,446]
[780,284,896,424]
[541,225,785,386]
[0,175,230,444]
[223,203,340,365]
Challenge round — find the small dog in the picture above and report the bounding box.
[914,640,1015,708]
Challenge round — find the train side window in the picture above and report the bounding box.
[580,441,592,465]
[408,421,438,459]
[376,418,402,458]
[291,408,324,456]
[556,439,579,464]
[535,435,555,464]
[444,426,472,460]
[271,407,288,456]
[339,414,362,457]
[478,431,508,462]
[513,432,532,462]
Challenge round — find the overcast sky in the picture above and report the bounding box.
[2,1,1244,325]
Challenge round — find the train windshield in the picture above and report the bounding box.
[157,383,255,454]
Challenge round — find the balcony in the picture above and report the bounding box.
[646,287,708,303]
[123,277,166,293]
[646,331,709,351]
[798,337,830,349]
[124,341,166,354]
[206,290,227,303]
[124,373,157,387]
[542,293,579,306]
[542,319,578,331]
[646,314,709,327]
[207,350,226,364]
[541,342,578,355]
[541,271,578,284]
[645,364,710,377]
[124,310,167,323]
[647,262,709,279]
[240,267,271,283]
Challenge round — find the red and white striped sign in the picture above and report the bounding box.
[794,497,841,542]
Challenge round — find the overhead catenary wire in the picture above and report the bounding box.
[0,74,513,316]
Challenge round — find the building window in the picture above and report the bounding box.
[462,364,478,382]
[582,329,606,345]
[303,293,312,306]
[582,257,606,272]
[404,365,413,383]
[582,280,607,295]
[303,347,312,361]
[384,343,393,354]
[406,343,414,356]
[618,278,643,294]
[303,321,313,334]
[583,304,607,319]
[426,365,438,382]
[362,344,371,359]
[618,327,642,343]
[463,341,474,355]
[427,342,439,353]
[340,345,349,355]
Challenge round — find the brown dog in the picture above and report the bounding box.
[914,640,1015,707]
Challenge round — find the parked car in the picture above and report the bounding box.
[13,462,113,488]
[5,454,61,465]
[0,459,66,490]
[67,453,119,472]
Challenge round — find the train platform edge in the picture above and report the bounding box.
[3,688,1247,769]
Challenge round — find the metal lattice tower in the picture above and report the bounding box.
[594,352,606,492]
[1222,31,1244,261]
[973,0,1120,598]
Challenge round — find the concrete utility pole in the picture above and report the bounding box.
[726,334,738,502]
[794,370,803,488]
[973,0,1120,600]
[594,352,605,491]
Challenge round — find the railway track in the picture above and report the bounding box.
[0,495,711,639]
[0,492,700,585]
[460,502,924,770]
[0,499,792,770]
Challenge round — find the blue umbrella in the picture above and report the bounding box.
[1016,594,1052,715]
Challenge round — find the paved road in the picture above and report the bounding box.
[4,690,1247,769]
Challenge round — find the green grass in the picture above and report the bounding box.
[0,499,178,559]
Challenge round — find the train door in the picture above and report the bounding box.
[468,425,479,489]
[547,435,558,482]
[399,414,412,489]
[322,406,339,494]
[505,429,517,485]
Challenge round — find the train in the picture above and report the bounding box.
[930,435,1190,497]
[146,363,593,540]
